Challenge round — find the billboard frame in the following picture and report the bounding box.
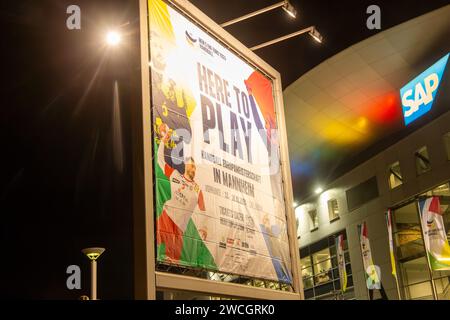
[134,0,303,300]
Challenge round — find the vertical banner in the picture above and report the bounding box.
[148,0,293,284]
[386,209,402,300]
[358,222,381,290]
[385,210,397,278]
[418,196,450,270]
[335,234,347,293]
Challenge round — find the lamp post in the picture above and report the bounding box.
[250,26,323,51]
[82,247,105,300]
[220,0,297,27]
[217,1,323,51]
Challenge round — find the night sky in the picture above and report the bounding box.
[1,0,139,299]
[1,0,448,299]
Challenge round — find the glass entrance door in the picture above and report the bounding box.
[392,183,450,300]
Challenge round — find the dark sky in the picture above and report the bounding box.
[1,0,448,299]
[1,0,139,299]
[191,0,450,87]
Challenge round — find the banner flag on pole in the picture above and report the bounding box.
[386,210,397,278]
[418,197,450,271]
[358,221,381,289]
[335,234,347,293]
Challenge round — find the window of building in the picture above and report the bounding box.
[393,201,433,299]
[308,209,319,231]
[415,146,431,175]
[431,183,450,197]
[392,182,450,300]
[346,176,379,211]
[312,248,332,285]
[328,199,340,221]
[389,161,403,189]
[426,183,450,300]
[301,256,313,289]
[300,231,354,300]
[444,132,450,161]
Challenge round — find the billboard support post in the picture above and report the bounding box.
[273,71,304,298]
[134,0,302,300]
[133,0,156,300]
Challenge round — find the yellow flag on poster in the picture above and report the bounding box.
[148,0,175,43]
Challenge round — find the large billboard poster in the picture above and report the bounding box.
[148,0,293,284]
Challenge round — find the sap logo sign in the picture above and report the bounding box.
[401,53,449,125]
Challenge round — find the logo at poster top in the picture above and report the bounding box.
[400,53,449,126]
[427,213,435,227]
[185,30,197,46]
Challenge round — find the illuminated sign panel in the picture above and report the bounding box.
[148,0,293,283]
[400,53,449,126]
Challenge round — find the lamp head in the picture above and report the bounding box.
[282,1,297,19]
[309,27,323,43]
[106,31,121,46]
[82,247,105,261]
[314,187,324,195]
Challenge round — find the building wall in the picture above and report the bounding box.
[296,110,450,300]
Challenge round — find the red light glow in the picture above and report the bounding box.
[362,93,402,124]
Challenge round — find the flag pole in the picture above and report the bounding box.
[392,249,403,301]
[386,210,402,300]
[357,223,371,300]
[334,235,342,296]
[335,234,348,297]
[416,199,438,300]
[394,267,402,300]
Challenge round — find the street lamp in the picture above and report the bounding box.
[220,1,297,28]
[309,27,323,43]
[314,186,324,195]
[282,0,297,18]
[82,247,105,300]
[106,30,122,46]
[250,26,323,51]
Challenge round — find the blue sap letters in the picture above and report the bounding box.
[400,53,449,125]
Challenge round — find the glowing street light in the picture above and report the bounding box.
[315,187,324,195]
[282,0,297,18]
[309,27,323,43]
[82,247,105,300]
[106,31,122,46]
